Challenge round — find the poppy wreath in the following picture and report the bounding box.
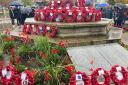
[65,10,76,23]
[1,65,17,85]
[110,65,128,85]
[95,10,102,21]
[91,68,110,85]
[91,10,97,22]
[34,9,41,21]
[31,24,39,35]
[15,69,34,85]
[23,24,32,34]
[55,0,63,7]
[45,9,55,22]
[39,9,46,21]
[38,23,47,35]
[84,7,93,22]
[54,7,64,22]
[69,71,91,85]
[75,0,84,7]
[63,0,73,10]
[76,10,84,22]
[82,0,87,7]
[46,26,58,38]
[48,0,57,8]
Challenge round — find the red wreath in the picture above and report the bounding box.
[1,65,17,85]
[45,9,55,22]
[63,0,73,9]
[110,65,128,85]
[34,9,41,21]
[15,69,34,85]
[91,9,97,22]
[75,0,84,7]
[48,0,57,8]
[69,71,91,85]
[65,10,76,23]
[46,26,58,38]
[55,0,63,7]
[31,24,39,35]
[84,7,93,22]
[23,24,32,34]
[91,68,110,85]
[39,9,46,21]
[95,10,102,21]
[38,23,47,35]
[82,0,87,7]
[54,7,64,22]
[76,10,84,22]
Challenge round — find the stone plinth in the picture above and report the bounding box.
[25,18,112,38]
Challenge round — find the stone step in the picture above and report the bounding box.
[57,32,106,38]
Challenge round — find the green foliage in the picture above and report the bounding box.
[0,33,71,84]
[108,0,115,5]
[15,64,26,73]
[33,36,51,53]
[21,0,32,6]
[17,45,31,56]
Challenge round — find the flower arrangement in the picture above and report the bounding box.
[0,33,128,85]
[0,33,72,84]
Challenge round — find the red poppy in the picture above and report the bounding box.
[51,49,59,54]
[58,41,65,48]
[39,51,47,59]
[65,65,74,74]
[44,70,50,81]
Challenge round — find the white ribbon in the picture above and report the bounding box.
[57,0,60,3]
[40,12,44,19]
[115,72,123,80]
[46,26,50,30]
[2,68,7,77]
[2,68,12,80]
[21,72,28,85]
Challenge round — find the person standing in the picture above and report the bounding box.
[9,6,15,25]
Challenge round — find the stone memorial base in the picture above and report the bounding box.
[25,18,112,38]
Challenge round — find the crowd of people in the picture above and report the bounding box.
[9,5,35,26]
[100,4,128,28]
